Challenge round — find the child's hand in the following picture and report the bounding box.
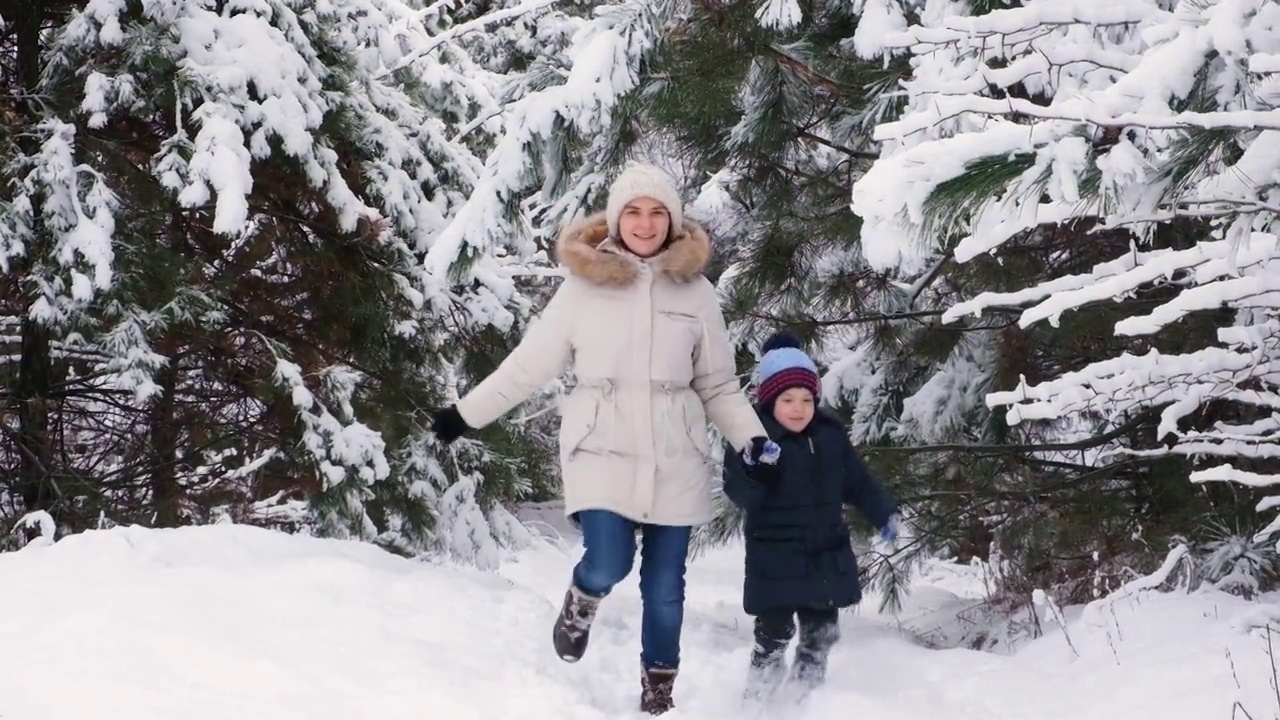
[879,522,898,544]
[876,516,902,551]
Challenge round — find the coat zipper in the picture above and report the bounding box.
[801,431,832,604]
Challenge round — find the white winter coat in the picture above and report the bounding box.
[455,213,766,526]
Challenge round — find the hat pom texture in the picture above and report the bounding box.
[760,329,803,354]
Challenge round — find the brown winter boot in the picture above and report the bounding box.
[640,667,677,715]
[552,584,600,663]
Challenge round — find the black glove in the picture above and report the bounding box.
[747,461,781,485]
[745,436,780,464]
[742,436,781,484]
[431,405,471,445]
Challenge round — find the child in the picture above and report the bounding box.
[722,330,899,700]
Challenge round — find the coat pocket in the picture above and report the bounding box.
[658,310,701,323]
[676,390,712,461]
[559,390,602,459]
[655,310,703,377]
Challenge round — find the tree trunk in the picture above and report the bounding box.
[149,335,182,526]
[13,0,59,523]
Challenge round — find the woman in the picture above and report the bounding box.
[430,162,778,715]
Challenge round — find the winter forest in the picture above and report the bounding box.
[3,0,1280,713]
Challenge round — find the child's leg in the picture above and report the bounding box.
[745,610,794,698]
[792,607,840,687]
[751,610,796,667]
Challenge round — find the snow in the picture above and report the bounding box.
[755,0,803,32]
[850,0,909,59]
[3,522,1280,719]
[848,0,1280,540]
[425,0,673,293]
[14,120,118,325]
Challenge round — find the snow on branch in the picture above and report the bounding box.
[855,0,1280,539]
[881,0,1159,52]
[855,0,1280,266]
[947,234,1280,332]
[7,121,117,326]
[424,0,677,292]
[381,0,560,78]
[52,0,533,323]
[33,0,567,544]
[879,99,1280,142]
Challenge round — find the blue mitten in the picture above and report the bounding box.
[878,516,902,546]
[880,522,898,544]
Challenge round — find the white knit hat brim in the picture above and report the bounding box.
[606,163,684,238]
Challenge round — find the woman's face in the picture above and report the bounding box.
[617,197,671,258]
[772,387,815,433]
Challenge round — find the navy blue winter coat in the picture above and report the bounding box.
[723,406,896,616]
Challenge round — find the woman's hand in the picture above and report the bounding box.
[744,436,780,465]
[431,406,471,444]
[741,436,781,484]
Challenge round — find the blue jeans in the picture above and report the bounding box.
[571,509,692,670]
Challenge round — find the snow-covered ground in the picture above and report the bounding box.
[2,518,1278,719]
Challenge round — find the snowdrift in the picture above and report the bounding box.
[1,523,1276,719]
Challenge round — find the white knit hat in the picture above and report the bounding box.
[605,162,684,239]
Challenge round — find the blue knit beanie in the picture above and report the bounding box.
[754,330,820,406]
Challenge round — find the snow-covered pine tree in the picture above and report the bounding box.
[853,0,1280,596]
[0,0,566,554]
[2,0,130,543]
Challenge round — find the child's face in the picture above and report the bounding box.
[772,387,815,433]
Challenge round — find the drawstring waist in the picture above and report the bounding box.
[569,378,704,461]
[572,377,695,393]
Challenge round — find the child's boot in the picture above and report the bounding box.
[746,612,794,702]
[791,610,839,691]
[743,651,787,703]
[790,652,829,689]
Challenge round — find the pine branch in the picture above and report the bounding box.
[906,255,950,309]
[763,44,848,98]
[896,459,1147,504]
[378,0,559,78]
[796,128,879,161]
[744,306,1028,327]
[978,96,1280,132]
[864,410,1158,456]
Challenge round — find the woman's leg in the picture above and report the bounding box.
[554,509,638,663]
[572,509,639,595]
[637,523,692,670]
[636,523,692,715]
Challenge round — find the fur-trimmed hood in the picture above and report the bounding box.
[554,212,711,287]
